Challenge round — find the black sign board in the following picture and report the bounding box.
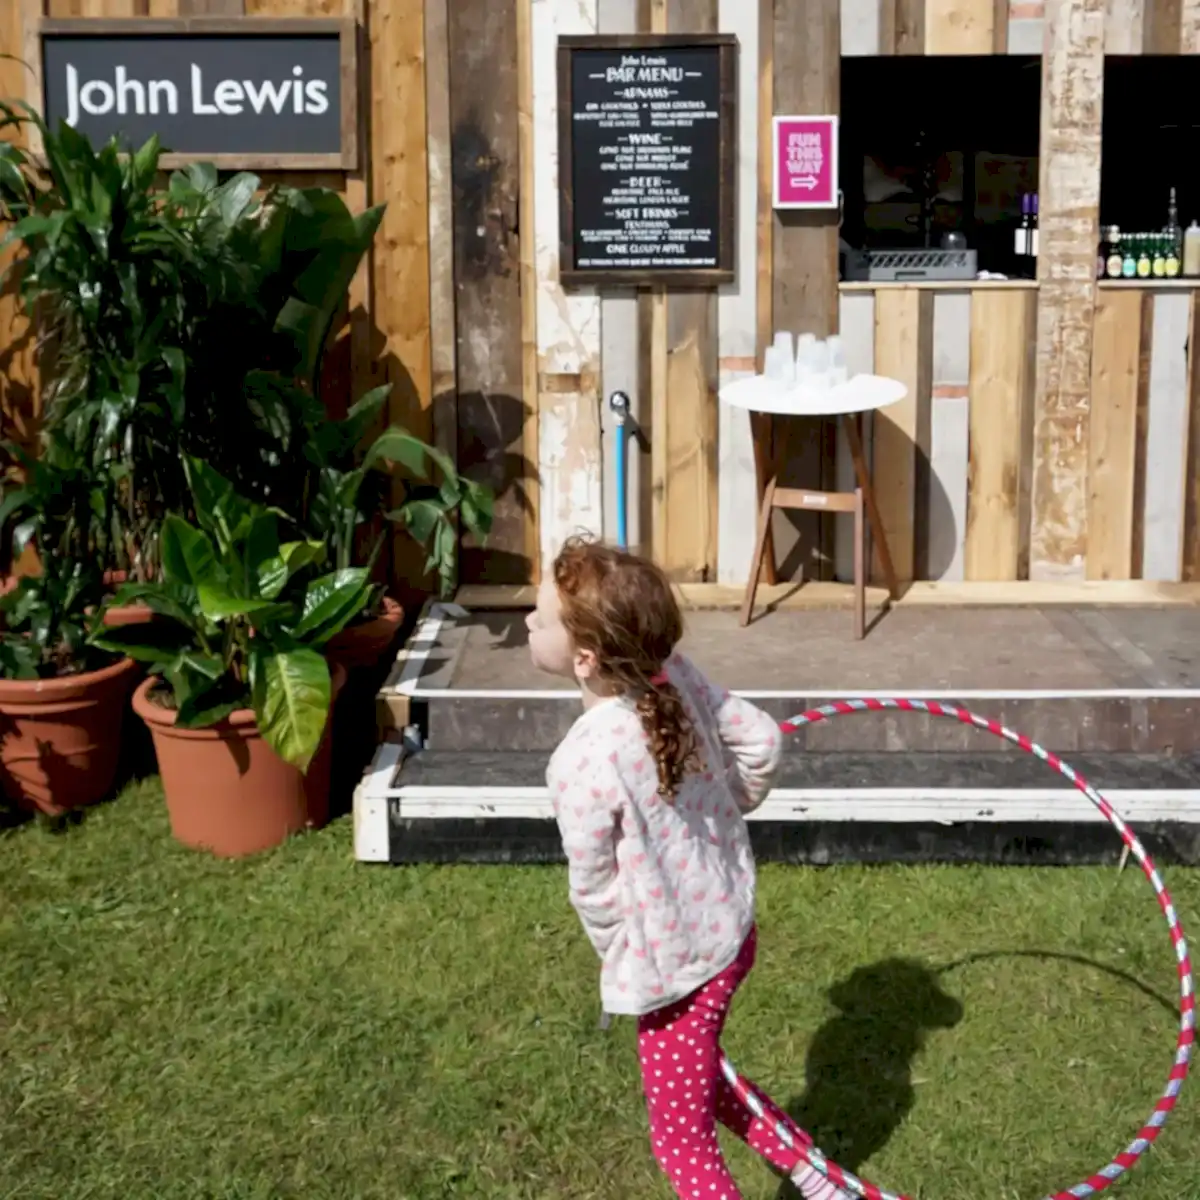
[557,34,736,288]
[36,18,358,170]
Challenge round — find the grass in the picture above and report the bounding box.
[0,783,1197,1200]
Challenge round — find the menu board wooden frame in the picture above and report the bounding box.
[557,33,737,288]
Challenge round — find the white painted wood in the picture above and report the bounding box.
[933,292,970,385]
[840,0,880,53]
[598,0,639,550]
[716,0,760,585]
[929,396,970,581]
[1006,17,1045,52]
[835,292,875,580]
[1105,0,1143,53]
[533,0,603,570]
[1142,292,1192,582]
[383,785,1200,825]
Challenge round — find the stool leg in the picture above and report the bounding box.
[853,486,866,641]
[740,475,778,628]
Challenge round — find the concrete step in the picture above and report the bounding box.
[353,746,1200,866]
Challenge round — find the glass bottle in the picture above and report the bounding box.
[1106,228,1124,279]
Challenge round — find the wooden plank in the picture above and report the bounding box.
[925,0,999,52]
[1142,292,1192,582]
[1184,292,1200,581]
[1106,0,1145,52]
[598,0,639,552]
[426,0,458,473]
[842,0,881,52]
[772,0,840,582]
[834,292,875,581]
[533,0,602,572]
[880,0,926,51]
[448,0,529,583]
[1028,0,1104,581]
[716,0,759,585]
[1143,0,1183,51]
[177,0,240,12]
[365,0,433,594]
[1086,290,1147,581]
[658,0,719,582]
[872,288,933,585]
[929,393,969,581]
[1184,0,1200,50]
[965,289,1036,582]
[516,0,539,578]
[455,579,1200,610]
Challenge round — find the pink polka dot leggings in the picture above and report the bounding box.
[636,926,817,1200]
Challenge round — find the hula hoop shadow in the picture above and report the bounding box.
[720,698,1195,1200]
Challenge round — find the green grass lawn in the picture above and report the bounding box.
[1,783,1197,1200]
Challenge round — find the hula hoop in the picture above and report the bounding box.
[717,698,1194,1200]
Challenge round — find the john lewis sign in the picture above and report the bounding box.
[39,18,357,169]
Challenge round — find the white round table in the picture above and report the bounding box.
[717,372,908,637]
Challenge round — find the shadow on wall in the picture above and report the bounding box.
[771,423,959,586]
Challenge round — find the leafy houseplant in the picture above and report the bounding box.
[93,458,373,857]
[0,552,138,816]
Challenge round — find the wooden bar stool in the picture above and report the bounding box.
[719,375,907,639]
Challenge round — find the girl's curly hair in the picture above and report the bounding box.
[552,535,703,800]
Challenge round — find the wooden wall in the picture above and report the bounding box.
[4,0,1200,594]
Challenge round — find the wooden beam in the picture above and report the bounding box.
[533,0,602,571]
[1086,290,1148,581]
[771,0,841,582]
[965,289,1036,582]
[872,288,933,585]
[1184,290,1200,581]
[448,0,529,583]
[455,579,1200,610]
[880,0,926,51]
[1028,0,1104,580]
[1144,0,1184,52]
[925,0,999,51]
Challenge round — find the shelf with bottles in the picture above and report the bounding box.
[1097,188,1200,283]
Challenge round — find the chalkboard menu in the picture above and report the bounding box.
[557,34,736,287]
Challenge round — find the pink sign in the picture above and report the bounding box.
[773,115,839,210]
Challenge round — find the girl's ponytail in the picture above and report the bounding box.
[635,672,702,800]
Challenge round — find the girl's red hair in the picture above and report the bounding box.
[553,535,702,799]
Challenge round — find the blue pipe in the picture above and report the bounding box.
[609,391,631,549]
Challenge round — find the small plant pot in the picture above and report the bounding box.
[323,595,405,672]
[132,664,347,858]
[0,656,140,816]
[100,570,156,628]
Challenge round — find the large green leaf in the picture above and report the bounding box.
[257,540,326,600]
[89,620,195,664]
[184,455,256,549]
[196,581,290,623]
[250,644,331,771]
[288,568,371,646]
[160,514,218,588]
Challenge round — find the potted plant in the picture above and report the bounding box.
[92,457,373,857]
[0,556,138,815]
[294,384,494,669]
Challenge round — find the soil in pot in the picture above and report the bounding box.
[323,596,404,672]
[0,656,141,816]
[132,664,348,858]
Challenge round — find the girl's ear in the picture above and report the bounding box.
[574,646,599,681]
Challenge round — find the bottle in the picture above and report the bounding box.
[1152,235,1167,278]
[1166,187,1181,254]
[1030,193,1039,261]
[1122,235,1138,278]
[1166,235,1181,278]
[1105,228,1124,279]
[1136,236,1152,278]
[1184,222,1200,277]
[1014,194,1030,265]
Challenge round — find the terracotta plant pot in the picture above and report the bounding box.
[100,569,155,628]
[132,663,347,858]
[323,595,405,671]
[0,656,140,816]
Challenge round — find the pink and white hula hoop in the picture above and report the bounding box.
[718,698,1195,1200]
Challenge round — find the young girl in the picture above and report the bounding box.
[527,536,852,1200]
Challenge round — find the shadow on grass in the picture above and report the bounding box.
[772,957,964,1198]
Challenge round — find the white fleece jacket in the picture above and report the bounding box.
[548,652,782,1016]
